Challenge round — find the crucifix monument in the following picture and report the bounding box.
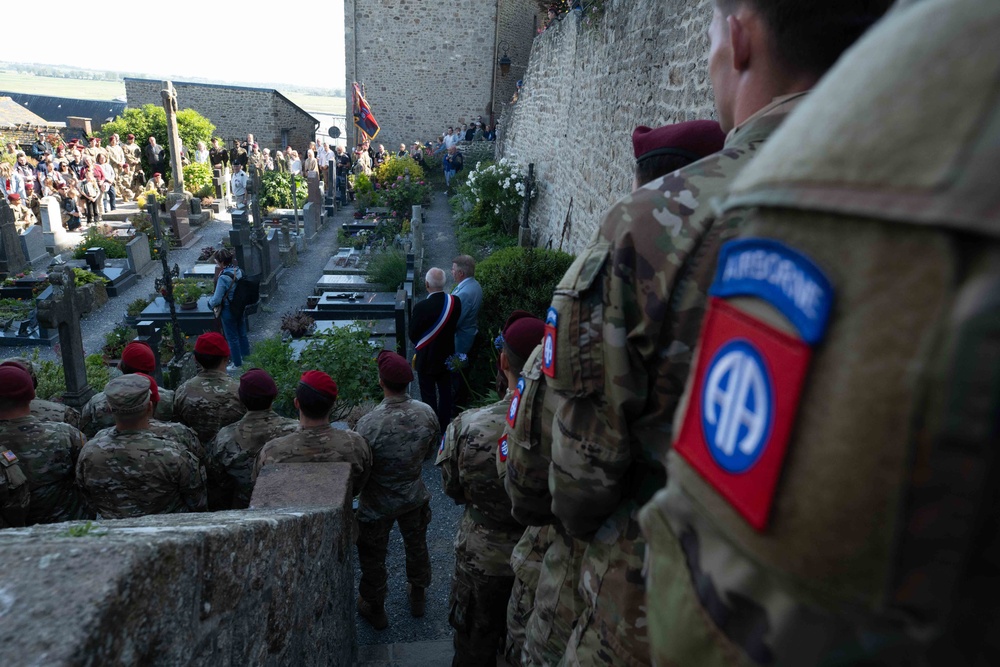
[161,81,191,207]
[35,266,96,409]
[0,199,28,275]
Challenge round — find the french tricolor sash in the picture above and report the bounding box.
[416,294,456,351]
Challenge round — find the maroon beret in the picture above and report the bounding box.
[121,341,156,373]
[377,350,413,385]
[7,193,20,202]
[24,182,33,190]
[194,331,230,356]
[127,133,135,140]
[153,172,162,178]
[300,370,338,400]
[503,313,545,361]
[134,372,160,404]
[240,369,278,400]
[0,366,35,402]
[632,120,726,163]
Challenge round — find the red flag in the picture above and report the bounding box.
[353,83,380,140]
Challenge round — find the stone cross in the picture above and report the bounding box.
[161,81,185,195]
[35,266,95,409]
[0,199,28,275]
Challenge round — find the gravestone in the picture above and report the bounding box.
[0,199,28,275]
[264,228,281,287]
[279,221,297,267]
[39,196,73,254]
[161,81,187,201]
[169,201,195,247]
[126,233,155,276]
[307,175,323,228]
[35,265,96,408]
[20,225,50,270]
[230,224,258,277]
[231,209,249,229]
[302,202,319,243]
[134,320,165,386]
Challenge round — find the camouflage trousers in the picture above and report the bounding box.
[560,504,650,667]
[450,563,515,667]
[524,524,587,666]
[356,502,432,608]
[506,524,553,664]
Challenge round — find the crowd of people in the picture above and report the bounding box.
[4,0,995,664]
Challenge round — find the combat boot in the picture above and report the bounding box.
[407,583,425,618]
[357,596,388,630]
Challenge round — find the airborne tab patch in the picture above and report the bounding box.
[675,240,833,531]
[542,308,558,378]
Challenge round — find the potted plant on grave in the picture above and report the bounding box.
[170,278,209,310]
[102,324,137,366]
[124,296,153,326]
[280,311,316,339]
[198,245,217,262]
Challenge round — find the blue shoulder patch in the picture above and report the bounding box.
[709,239,833,345]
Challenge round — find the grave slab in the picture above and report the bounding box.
[126,233,155,276]
[39,195,75,254]
[19,225,50,270]
[315,274,382,294]
[169,201,196,248]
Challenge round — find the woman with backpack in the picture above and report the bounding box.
[209,248,251,370]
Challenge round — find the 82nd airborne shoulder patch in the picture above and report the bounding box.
[542,307,558,378]
[674,239,833,531]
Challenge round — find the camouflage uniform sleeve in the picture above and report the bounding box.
[548,193,683,537]
[436,415,466,504]
[0,449,29,528]
[178,448,208,512]
[349,432,373,498]
[64,405,81,429]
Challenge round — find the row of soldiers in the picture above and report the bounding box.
[425,0,1000,665]
[0,332,373,526]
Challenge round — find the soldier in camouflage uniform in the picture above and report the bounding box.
[640,1,1000,663]
[0,358,81,427]
[79,341,175,438]
[122,134,142,169]
[540,2,888,662]
[174,333,246,445]
[0,365,90,524]
[0,444,30,528]
[354,351,440,629]
[77,374,207,518]
[207,369,298,510]
[255,371,372,498]
[437,312,543,667]
[8,193,36,232]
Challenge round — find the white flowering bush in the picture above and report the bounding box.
[451,158,533,234]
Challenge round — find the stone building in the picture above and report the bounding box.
[500,0,716,255]
[124,78,319,153]
[344,0,540,149]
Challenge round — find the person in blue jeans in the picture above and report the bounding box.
[208,248,250,369]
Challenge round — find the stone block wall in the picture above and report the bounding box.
[0,506,356,666]
[493,0,542,119]
[344,0,539,149]
[499,0,716,255]
[125,79,318,154]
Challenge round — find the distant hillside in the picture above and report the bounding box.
[0,71,345,115]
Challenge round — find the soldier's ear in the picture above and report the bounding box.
[499,350,510,374]
[728,13,751,73]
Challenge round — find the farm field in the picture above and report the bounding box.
[0,72,345,115]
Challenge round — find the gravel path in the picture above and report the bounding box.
[353,190,464,647]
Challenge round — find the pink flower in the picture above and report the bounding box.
[396,176,403,181]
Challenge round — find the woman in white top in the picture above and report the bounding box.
[289,150,302,175]
[194,141,210,165]
[303,149,319,179]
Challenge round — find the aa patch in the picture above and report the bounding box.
[542,307,558,378]
[507,377,525,428]
[675,239,833,531]
[498,433,509,463]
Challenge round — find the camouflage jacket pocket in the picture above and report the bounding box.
[547,241,611,396]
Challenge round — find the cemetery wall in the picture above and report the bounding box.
[124,78,318,153]
[344,0,540,149]
[499,0,716,255]
[0,506,356,665]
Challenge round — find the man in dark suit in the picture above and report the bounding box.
[408,267,462,432]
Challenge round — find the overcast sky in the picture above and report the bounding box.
[0,0,346,91]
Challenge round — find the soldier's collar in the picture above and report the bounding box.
[383,395,411,404]
[726,91,811,148]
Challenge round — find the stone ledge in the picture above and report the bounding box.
[0,467,356,667]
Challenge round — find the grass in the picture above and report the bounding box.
[0,71,346,115]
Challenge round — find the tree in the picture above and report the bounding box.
[100,104,215,180]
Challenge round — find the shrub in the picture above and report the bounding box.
[373,156,424,187]
[466,246,574,392]
[102,325,137,359]
[451,158,533,234]
[258,171,307,212]
[352,173,375,210]
[32,350,112,401]
[376,178,430,217]
[170,278,209,304]
[181,162,213,195]
[73,227,127,260]
[126,296,152,317]
[71,268,109,286]
[280,311,316,338]
[456,221,517,260]
[100,104,215,180]
[0,298,32,324]
[366,248,407,290]
[245,324,381,421]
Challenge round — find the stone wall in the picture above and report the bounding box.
[493,0,542,120]
[0,468,356,666]
[124,78,318,153]
[499,0,716,254]
[344,0,540,149]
